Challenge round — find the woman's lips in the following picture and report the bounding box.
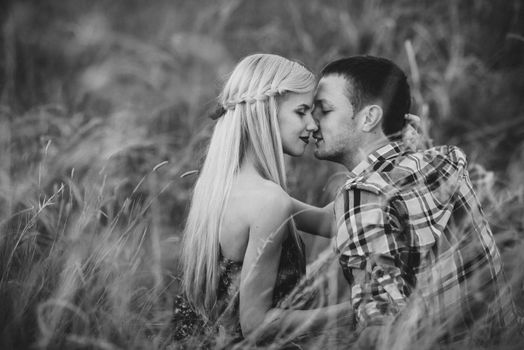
[299,136,309,144]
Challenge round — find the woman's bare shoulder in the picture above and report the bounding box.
[229,179,291,225]
[249,180,291,212]
[221,180,291,260]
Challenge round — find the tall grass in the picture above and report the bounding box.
[1,0,523,348]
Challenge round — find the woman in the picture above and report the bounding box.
[173,54,347,345]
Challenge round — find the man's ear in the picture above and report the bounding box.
[361,105,383,132]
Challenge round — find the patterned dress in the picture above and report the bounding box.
[172,233,306,342]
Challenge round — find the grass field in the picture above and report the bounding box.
[1,0,523,348]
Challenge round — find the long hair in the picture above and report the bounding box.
[182,54,315,319]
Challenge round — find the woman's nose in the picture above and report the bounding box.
[305,114,318,132]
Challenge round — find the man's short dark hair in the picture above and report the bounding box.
[320,55,411,139]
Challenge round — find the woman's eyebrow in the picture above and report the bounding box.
[295,103,311,111]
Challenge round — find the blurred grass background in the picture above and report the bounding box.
[1,0,524,348]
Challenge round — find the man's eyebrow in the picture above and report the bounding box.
[314,99,333,107]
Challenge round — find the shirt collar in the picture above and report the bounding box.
[350,141,406,177]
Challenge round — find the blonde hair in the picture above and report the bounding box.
[182,54,315,319]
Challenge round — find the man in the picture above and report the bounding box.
[311,55,515,346]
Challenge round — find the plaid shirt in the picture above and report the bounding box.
[334,141,515,339]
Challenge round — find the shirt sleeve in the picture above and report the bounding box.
[335,186,410,328]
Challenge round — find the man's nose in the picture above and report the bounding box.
[312,107,321,124]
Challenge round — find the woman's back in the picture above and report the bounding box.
[173,173,306,341]
[215,172,306,337]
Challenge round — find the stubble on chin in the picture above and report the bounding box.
[314,148,342,163]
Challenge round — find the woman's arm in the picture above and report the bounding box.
[291,198,334,238]
[239,191,350,341]
[239,189,290,334]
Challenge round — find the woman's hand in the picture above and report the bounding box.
[402,113,431,151]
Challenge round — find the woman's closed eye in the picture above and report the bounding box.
[295,107,311,117]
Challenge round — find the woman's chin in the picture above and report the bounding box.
[283,146,306,157]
